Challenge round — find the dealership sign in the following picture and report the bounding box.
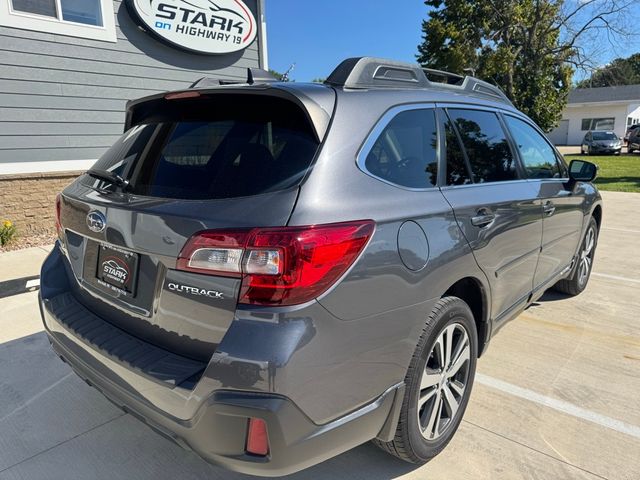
[126,0,257,54]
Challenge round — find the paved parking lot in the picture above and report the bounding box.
[0,191,638,480]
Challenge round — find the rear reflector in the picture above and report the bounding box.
[246,418,269,456]
[177,220,375,306]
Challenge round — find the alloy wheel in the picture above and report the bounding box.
[417,323,471,440]
[578,226,596,287]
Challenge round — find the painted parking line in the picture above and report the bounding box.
[476,373,640,440]
[591,272,640,285]
[601,227,640,234]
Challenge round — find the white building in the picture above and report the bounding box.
[548,85,640,145]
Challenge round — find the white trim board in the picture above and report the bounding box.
[0,159,96,175]
[0,0,116,43]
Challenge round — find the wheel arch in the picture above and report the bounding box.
[443,276,491,357]
[591,203,602,231]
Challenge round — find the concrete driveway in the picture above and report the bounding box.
[0,191,638,480]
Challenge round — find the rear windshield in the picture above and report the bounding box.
[83,95,320,200]
[592,132,617,140]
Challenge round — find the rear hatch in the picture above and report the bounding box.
[57,87,334,362]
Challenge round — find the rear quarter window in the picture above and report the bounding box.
[363,108,438,189]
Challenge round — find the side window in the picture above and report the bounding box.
[364,109,438,189]
[443,117,472,185]
[504,116,563,179]
[447,109,518,183]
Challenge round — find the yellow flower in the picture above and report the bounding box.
[3,220,12,228]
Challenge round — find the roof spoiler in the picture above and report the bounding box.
[324,57,512,105]
[190,68,278,88]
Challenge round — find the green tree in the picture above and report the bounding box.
[417,0,633,131]
[576,53,640,88]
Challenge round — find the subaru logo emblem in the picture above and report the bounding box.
[86,211,106,233]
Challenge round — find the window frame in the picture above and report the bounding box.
[436,107,474,186]
[502,112,569,181]
[0,0,116,42]
[439,104,526,186]
[356,103,441,191]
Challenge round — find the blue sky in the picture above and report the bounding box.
[264,0,427,82]
[264,1,638,83]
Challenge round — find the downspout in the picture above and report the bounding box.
[257,0,269,70]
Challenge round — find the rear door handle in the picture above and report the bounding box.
[543,201,556,216]
[471,210,495,227]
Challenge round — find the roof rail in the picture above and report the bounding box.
[422,67,464,85]
[190,68,278,89]
[325,57,512,105]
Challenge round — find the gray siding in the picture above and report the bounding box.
[0,0,263,167]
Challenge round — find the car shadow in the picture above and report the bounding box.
[0,332,420,480]
[527,289,573,308]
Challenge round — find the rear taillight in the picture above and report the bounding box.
[177,220,375,306]
[55,193,62,237]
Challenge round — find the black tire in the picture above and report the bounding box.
[373,296,478,464]
[554,216,599,296]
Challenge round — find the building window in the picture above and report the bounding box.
[581,118,615,131]
[12,0,57,17]
[0,0,115,42]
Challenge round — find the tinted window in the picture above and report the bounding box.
[84,96,320,200]
[86,124,156,189]
[448,109,517,183]
[505,116,563,179]
[364,109,438,188]
[592,131,618,140]
[444,117,472,185]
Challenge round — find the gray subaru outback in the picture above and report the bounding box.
[39,57,602,476]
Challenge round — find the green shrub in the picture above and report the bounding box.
[0,220,17,246]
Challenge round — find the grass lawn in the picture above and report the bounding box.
[564,153,640,193]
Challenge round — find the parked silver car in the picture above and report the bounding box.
[581,130,622,155]
[40,57,602,476]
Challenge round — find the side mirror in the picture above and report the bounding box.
[568,159,598,182]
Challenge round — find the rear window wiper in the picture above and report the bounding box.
[86,169,130,190]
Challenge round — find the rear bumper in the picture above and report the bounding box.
[43,321,401,476]
[39,246,404,476]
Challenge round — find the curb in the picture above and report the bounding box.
[0,275,40,299]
